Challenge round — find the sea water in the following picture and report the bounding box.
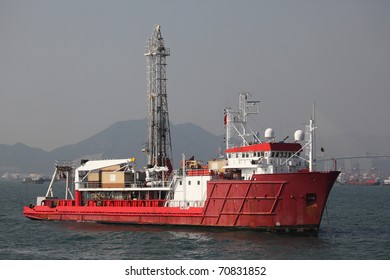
[0,179,389,260]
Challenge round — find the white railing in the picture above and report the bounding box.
[164,200,205,208]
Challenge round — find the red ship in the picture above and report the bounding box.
[23,25,339,235]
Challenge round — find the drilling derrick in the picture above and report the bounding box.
[144,25,172,169]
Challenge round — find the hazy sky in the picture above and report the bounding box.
[1,0,390,155]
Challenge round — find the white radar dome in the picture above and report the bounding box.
[294,130,304,142]
[264,128,275,141]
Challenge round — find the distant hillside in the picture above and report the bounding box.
[0,120,223,175]
[0,143,50,173]
[2,121,390,176]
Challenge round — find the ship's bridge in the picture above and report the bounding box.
[225,142,305,178]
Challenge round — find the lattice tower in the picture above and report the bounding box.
[144,25,172,168]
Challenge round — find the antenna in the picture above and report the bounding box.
[225,92,260,149]
[307,102,316,172]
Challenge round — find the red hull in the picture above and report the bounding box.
[23,171,339,234]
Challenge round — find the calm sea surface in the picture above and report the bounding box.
[0,179,389,260]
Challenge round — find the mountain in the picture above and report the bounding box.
[0,143,50,173]
[2,121,390,176]
[172,122,224,162]
[0,120,224,175]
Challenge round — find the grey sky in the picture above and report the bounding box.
[1,0,390,156]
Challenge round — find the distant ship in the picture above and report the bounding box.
[22,176,46,184]
[345,178,380,186]
[339,164,381,186]
[23,25,339,235]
